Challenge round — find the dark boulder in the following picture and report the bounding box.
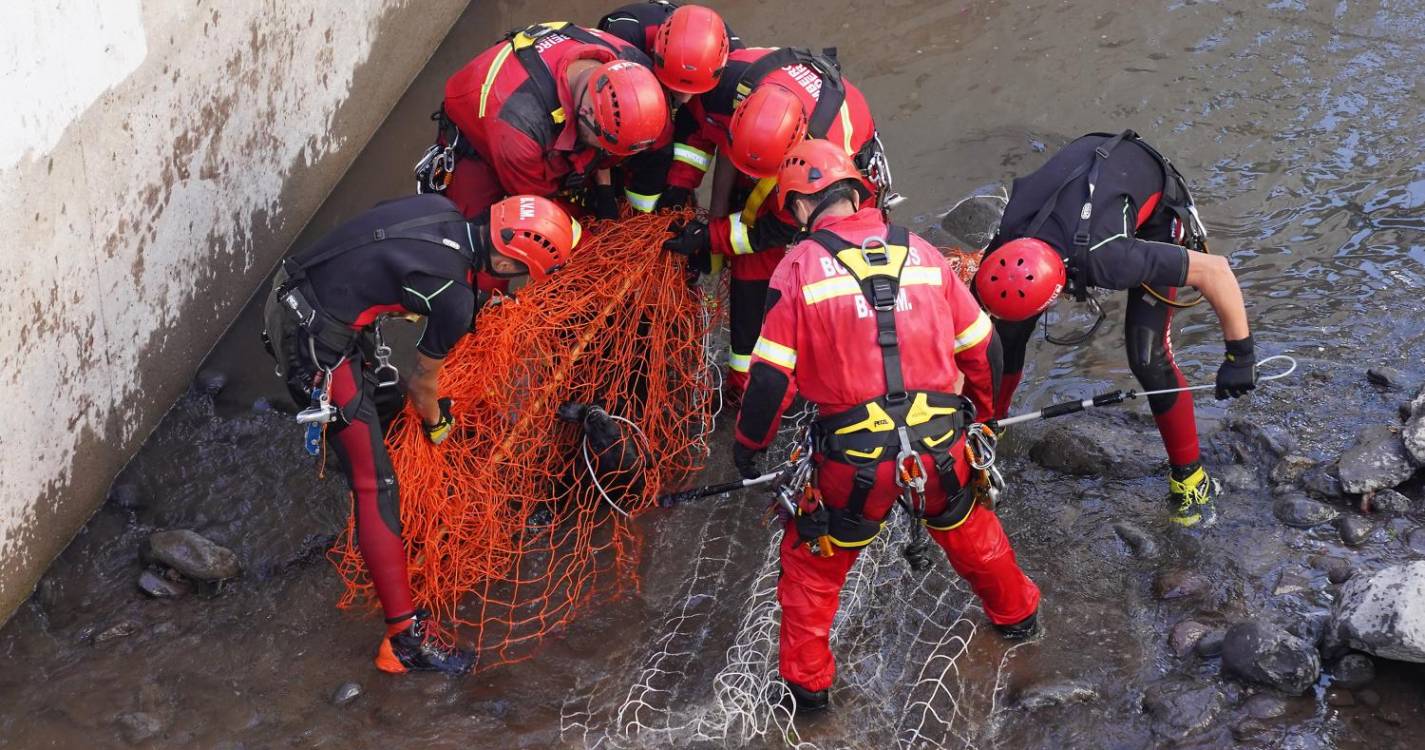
[1220,621,1321,694]
[1329,653,1375,689]
[146,529,241,581]
[1272,493,1339,528]
[1142,680,1225,740]
[1336,515,1375,547]
[1330,560,1425,663]
[1112,522,1159,559]
[1337,425,1415,495]
[1028,413,1161,478]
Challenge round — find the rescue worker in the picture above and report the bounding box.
[595,2,741,211]
[663,46,888,396]
[262,192,581,674]
[733,140,1041,712]
[420,21,670,221]
[975,130,1257,527]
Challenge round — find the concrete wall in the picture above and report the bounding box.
[0,0,469,621]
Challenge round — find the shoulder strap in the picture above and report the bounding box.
[505,22,621,130]
[283,211,468,283]
[1024,129,1134,301]
[733,48,844,106]
[808,225,913,402]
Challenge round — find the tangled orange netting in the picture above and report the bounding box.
[331,210,718,671]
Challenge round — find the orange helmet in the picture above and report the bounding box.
[973,238,1066,321]
[488,195,583,281]
[652,5,730,94]
[775,138,873,211]
[585,60,669,156]
[727,84,807,178]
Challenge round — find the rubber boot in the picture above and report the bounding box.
[780,679,830,715]
[1168,463,1217,527]
[994,609,1040,641]
[375,610,474,675]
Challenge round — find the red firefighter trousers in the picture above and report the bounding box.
[778,452,1040,693]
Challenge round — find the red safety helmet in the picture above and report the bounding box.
[775,138,873,211]
[974,238,1067,321]
[585,60,669,156]
[652,5,729,94]
[727,84,808,178]
[488,195,583,281]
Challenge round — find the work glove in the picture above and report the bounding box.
[732,441,765,480]
[663,218,710,257]
[423,397,454,445]
[592,184,620,221]
[1215,335,1258,400]
[656,187,694,211]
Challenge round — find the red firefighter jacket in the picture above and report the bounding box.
[735,207,998,449]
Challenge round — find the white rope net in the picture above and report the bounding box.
[561,445,1025,748]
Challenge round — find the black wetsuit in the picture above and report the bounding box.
[981,133,1201,468]
[271,193,483,624]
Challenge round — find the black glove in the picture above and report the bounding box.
[732,441,765,480]
[592,184,619,221]
[423,397,454,445]
[656,187,694,211]
[1216,336,1258,400]
[663,218,710,256]
[794,503,830,544]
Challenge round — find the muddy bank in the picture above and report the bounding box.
[6,0,1425,748]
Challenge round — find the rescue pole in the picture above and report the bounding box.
[990,353,1298,429]
[656,471,781,507]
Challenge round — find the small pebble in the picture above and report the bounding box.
[195,369,228,395]
[1196,629,1226,658]
[1365,367,1403,388]
[332,681,363,706]
[1244,693,1287,720]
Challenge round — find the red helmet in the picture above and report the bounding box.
[727,84,807,178]
[775,138,873,211]
[586,60,669,156]
[489,195,583,281]
[974,238,1066,321]
[652,5,729,94]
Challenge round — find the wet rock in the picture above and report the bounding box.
[1221,621,1321,694]
[1310,555,1356,585]
[1298,462,1344,500]
[1337,425,1415,495]
[93,621,139,646]
[1244,693,1287,720]
[1366,367,1405,389]
[1218,463,1258,493]
[252,397,275,413]
[1407,528,1425,555]
[146,530,240,581]
[1404,412,1425,465]
[1330,653,1375,689]
[1273,568,1313,596]
[1370,488,1415,515]
[1112,522,1158,559]
[195,369,227,395]
[137,568,190,599]
[1337,515,1375,547]
[1170,620,1211,657]
[116,711,163,744]
[1026,412,1162,478]
[332,681,363,706]
[1153,569,1208,600]
[1357,688,1381,707]
[1223,418,1295,459]
[1142,680,1225,740]
[1272,493,1339,528]
[1271,454,1315,486]
[1330,560,1425,662]
[107,482,143,510]
[1196,628,1226,658]
[1013,680,1099,711]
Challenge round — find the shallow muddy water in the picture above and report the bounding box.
[3,1,1425,748]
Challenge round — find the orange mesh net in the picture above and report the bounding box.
[331,210,718,671]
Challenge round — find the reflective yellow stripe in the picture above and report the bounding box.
[953,311,993,353]
[625,189,659,213]
[829,523,885,548]
[741,177,778,224]
[673,144,712,171]
[729,213,755,255]
[924,512,971,532]
[752,337,797,370]
[800,266,942,306]
[478,45,515,117]
[727,351,752,373]
[801,275,862,304]
[838,102,854,155]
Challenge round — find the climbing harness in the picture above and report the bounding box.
[966,424,1005,510]
[991,353,1298,429]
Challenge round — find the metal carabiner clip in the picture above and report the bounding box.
[371,317,400,388]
